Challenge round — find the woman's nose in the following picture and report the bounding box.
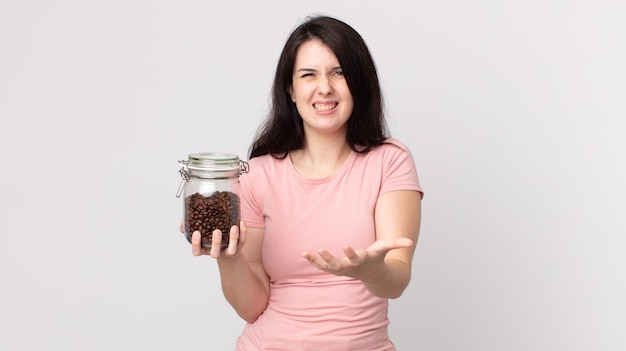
[317,76,333,95]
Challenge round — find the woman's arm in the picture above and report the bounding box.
[217,226,269,323]
[302,190,421,299]
[190,223,270,323]
[364,189,422,298]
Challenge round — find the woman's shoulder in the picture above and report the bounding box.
[364,138,412,157]
[243,153,289,179]
[247,153,287,167]
[383,137,410,150]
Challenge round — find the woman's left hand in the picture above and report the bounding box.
[302,237,413,281]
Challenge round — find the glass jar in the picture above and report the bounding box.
[176,152,249,249]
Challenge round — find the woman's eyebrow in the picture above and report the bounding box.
[295,66,342,72]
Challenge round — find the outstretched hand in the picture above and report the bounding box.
[301,237,413,281]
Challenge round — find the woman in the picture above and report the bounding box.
[187,15,423,350]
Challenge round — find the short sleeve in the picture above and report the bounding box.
[380,139,424,198]
[240,159,266,228]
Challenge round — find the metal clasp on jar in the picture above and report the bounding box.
[176,160,190,198]
[240,160,250,174]
[176,159,249,198]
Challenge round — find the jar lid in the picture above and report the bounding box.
[187,152,241,172]
[176,153,248,197]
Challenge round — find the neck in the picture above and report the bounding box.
[290,134,352,179]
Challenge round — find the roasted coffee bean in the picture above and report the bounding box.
[184,191,240,248]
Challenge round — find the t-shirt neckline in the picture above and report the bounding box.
[287,150,356,184]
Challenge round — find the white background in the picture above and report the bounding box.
[1,1,625,350]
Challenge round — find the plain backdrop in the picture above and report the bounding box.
[1,1,625,350]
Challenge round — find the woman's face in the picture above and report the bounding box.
[289,39,354,139]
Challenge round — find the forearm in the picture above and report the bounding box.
[361,258,411,299]
[217,255,269,323]
[367,190,421,299]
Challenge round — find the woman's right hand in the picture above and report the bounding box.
[179,220,247,258]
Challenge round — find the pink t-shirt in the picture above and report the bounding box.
[237,138,422,351]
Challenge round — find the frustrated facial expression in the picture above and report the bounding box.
[289,39,354,138]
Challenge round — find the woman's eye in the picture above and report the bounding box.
[334,70,344,76]
[301,73,313,78]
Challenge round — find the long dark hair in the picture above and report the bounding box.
[249,15,388,159]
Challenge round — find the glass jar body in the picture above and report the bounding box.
[182,175,241,249]
[178,153,245,249]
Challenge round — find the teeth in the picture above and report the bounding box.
[315,103,336,111]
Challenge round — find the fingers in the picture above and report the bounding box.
[191,229,223,257]
[343,246,356,258]
[316,248,333,261]
[304,239,413,267]
[376,238,413,252]
[188,223,246,258]
[302,249,340,270]
[191,231,203,256]
[301,251,319,264]
[179,219,184,233]
[238,220,247,245]
[343,246,361,265]
[209,229,222,258]
[393,237,413,248]
[225,225,239,255]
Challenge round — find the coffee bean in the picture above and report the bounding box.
[184,191,240,248]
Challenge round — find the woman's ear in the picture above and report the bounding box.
[288,86,295,102]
